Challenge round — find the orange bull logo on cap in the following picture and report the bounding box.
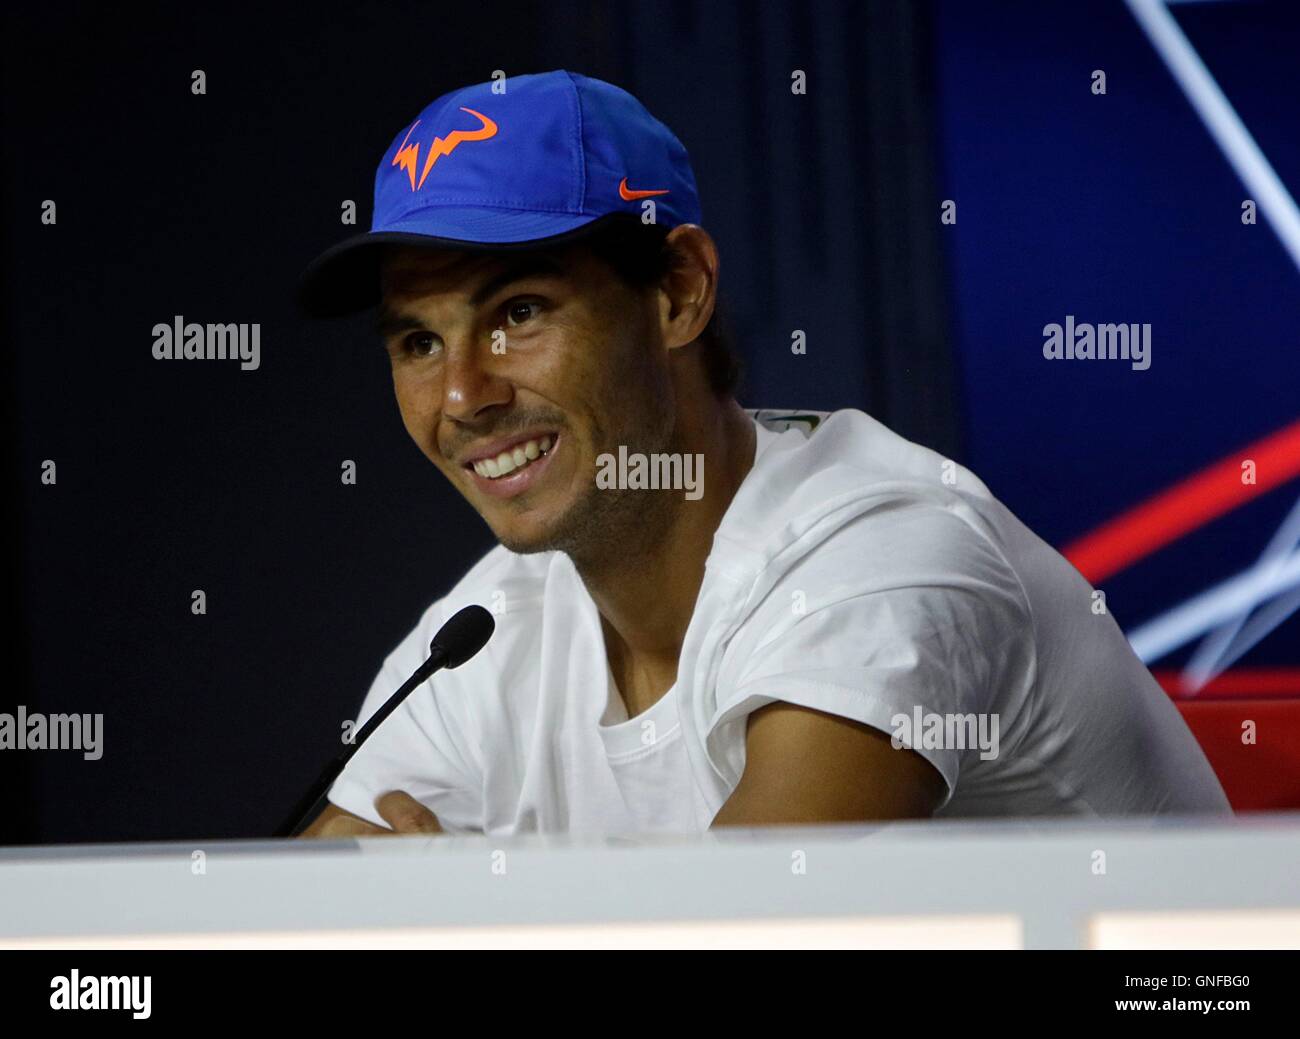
[391,107,499,191]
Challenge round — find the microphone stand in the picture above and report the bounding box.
[274,604,494,837]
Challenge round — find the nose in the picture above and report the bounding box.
[440,334,513,425]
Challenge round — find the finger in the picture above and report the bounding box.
[375,790,442,834]
[314,812,393,838]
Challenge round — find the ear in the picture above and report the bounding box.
[656,225,719,351]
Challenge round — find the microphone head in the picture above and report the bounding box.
[428,604,495,669]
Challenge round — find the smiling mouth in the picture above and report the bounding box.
[465,433,556,480]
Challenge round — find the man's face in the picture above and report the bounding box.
[378,241,676,558]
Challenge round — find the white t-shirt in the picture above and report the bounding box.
[328,408,1230,833]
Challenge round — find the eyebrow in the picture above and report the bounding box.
[375,306,426,339]
[468,255,567,306]
[376,254,568,340]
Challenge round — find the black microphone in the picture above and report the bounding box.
[275,604,495,837]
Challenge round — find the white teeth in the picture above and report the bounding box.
[471,435,555,480]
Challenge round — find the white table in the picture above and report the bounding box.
[3,814,1298,948]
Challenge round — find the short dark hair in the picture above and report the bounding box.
[579,216,743,398]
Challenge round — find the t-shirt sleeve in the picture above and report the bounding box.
[326,609,484,832]
[705,504,1035,810]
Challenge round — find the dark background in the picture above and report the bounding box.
[4,0,1297,843]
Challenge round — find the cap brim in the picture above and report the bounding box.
[297,211,626,318]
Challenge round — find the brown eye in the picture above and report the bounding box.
[404,332,442,357]
[505,301,541,327]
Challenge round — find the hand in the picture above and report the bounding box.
[297,791,443,837]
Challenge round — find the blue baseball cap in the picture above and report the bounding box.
[298,69,702,317]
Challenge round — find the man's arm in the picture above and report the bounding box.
[297,791,444,838]
[710,701,946,827]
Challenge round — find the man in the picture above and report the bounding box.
[296,70,1229,837]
